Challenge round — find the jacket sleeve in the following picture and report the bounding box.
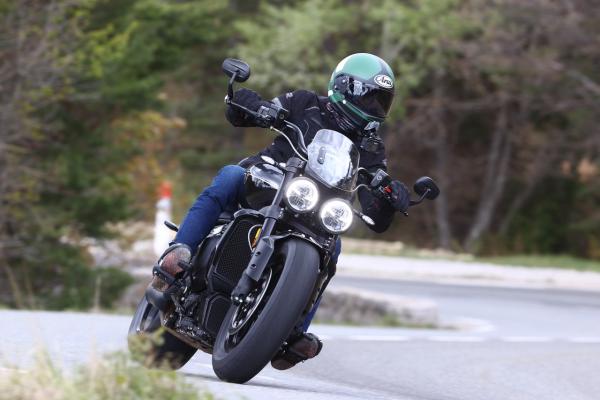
[253,91,315,163]
[357,141,396,233]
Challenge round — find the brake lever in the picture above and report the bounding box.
[226,98,260,117]
[225,96,288,130]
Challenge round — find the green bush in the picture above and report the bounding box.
[0,347,214,400]
[4,242,133,311]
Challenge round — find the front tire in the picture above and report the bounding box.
[212,239,320,383]
[128,296,197,369]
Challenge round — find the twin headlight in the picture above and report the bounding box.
[284,177,353,234]
[284,178,319,213]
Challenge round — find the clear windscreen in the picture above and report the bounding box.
[306,129,359,191]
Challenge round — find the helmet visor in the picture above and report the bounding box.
[342,77,393,119]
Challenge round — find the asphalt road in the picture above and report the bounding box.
[1,276,600,400]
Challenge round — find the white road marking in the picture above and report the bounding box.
[426,336,486,342]
[346,335,411,342]
[320,334,600,344]
[567,337,600,344]
[500,336,554,343]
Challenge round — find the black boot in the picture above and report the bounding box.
[271,333,323,370]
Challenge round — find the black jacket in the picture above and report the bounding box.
[227,89,395,233]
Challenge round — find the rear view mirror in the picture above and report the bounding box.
[414,176,439,200]
[222,58,251,82]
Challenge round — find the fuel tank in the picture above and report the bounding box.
[243,162,284,210]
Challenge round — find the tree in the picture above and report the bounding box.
[0,0,230,308]
[233,0,600,257]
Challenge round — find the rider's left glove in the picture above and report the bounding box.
[233,88,265,111]
[389,180,410,213]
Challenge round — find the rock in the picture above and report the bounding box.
[316,286,438,327]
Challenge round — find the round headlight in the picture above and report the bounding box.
[319,199,353,234]
[285,177,319,213]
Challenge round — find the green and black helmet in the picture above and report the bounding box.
[328,53,395,134]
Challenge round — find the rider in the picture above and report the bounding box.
[151,53,410,370]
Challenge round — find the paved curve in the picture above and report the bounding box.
[1,277,600,400]
[332,276,600,337]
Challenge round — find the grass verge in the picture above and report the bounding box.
[343,238,600,272]
[0,340,214,400]
[477,254,600,272]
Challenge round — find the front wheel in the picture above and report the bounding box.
[212,239,320,383]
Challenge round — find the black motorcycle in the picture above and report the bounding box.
[128,58,439,384]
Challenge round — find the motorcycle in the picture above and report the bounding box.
[128,58,439,384]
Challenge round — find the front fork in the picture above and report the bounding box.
[231,157,305,304]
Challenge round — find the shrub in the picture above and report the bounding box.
[0,345,214,400]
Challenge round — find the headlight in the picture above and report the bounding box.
[319,199,353,234]
[285,177,319,213]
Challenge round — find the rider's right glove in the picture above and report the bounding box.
[388,180,410,213]
[233,88,265,111]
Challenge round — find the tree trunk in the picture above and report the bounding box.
[434,134,452,249]
[464,99,511,252]
[431,71,453,249]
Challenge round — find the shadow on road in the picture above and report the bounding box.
[181,371,374,399]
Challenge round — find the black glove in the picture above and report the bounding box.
[389,180,410,213]
[233,88,263,111]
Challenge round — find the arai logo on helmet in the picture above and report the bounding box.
[374,74,393,89]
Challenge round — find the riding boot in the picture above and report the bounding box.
[146,243,191,310]
[150,243,192,290]
[270,332,323,370]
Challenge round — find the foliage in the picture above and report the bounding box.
[235,0,468,117]
[9,241,133,310]
[233,0,600,258]
[2,0,600,312]
[0,347,213,400]
[0,0,228,309]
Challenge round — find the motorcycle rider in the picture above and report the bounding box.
[151,53,410,370]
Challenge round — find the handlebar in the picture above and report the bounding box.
[358,167,431,216]
[225,81,432,216]
[226,95,310,160]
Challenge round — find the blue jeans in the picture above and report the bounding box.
[175,164,341,331]
[176,165,246,250]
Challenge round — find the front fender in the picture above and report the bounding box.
[245,232,325,282]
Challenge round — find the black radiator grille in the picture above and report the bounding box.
[202,294,230,337]
[211,217,260,292]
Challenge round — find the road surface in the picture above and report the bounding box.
[1,276,599,400]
